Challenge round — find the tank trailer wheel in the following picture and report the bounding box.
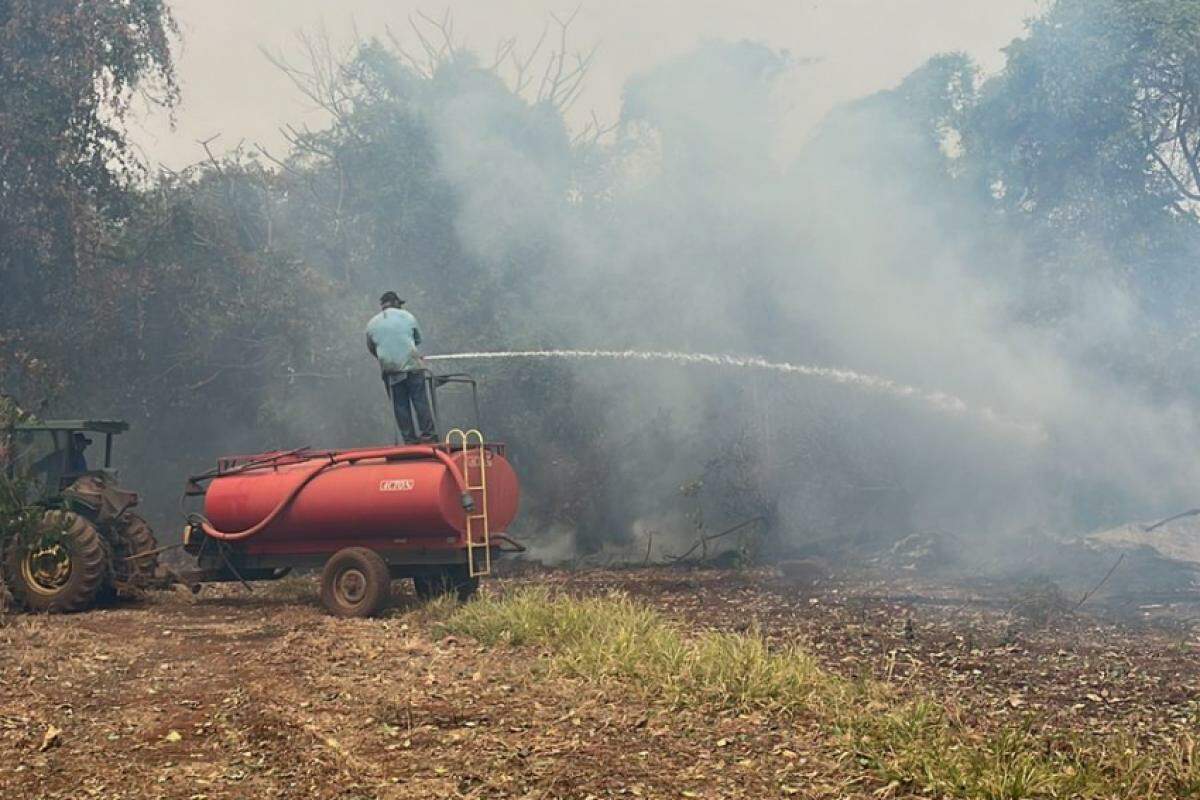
[2,510,110,613]
[413,566,479,603]
[320,547,392,618]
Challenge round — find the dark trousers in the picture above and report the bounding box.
[385,371,436,444]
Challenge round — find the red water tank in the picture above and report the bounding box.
[201,445,519,556]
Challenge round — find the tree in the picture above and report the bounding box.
[0,0,177,401]
[962,0,1200,238]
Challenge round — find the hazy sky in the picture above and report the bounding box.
[131,0,1044,168]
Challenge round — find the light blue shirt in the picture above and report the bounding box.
[366,308,422,373]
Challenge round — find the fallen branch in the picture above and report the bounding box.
[1143,508,1200,532]
[1074,553,1125,610]
[664,517,765,564]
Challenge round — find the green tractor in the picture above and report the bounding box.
[0,419,165,613]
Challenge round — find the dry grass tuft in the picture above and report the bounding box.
[444,586,1200,799]
[444,586,841,713]
[849,703,1200,798]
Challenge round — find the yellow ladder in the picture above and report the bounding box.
[446,428,491,577]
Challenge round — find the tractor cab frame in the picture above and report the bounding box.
[5,420,128,503]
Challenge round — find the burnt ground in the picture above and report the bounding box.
[2,567,1200,799]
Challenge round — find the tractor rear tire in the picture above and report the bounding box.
[96,536,119,606]
[413,566,479,603]
[2,511,110,613]
[320,547,392,618]
[114,513,160,588]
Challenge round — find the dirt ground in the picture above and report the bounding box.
[2,567,1199,799]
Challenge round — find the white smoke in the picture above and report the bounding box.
[418,37,1200,549]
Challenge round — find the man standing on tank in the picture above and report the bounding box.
[367,291,437,444]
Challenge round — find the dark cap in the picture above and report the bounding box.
[379,291,404,306]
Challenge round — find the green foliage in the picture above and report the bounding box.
[0,395,39,562]
[106,155,342,407]
[958,0,1200,239]
[0,473,41,559]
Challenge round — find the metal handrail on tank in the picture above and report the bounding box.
[184,448,318,488]
[425,372,483,434]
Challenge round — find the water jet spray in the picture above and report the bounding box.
[426,349,1043,437]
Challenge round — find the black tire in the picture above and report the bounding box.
[320,547,391,618]
[413,565,479,603]
[95,535,118,605]
[2,510,110,613]
[112,512,160,588]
